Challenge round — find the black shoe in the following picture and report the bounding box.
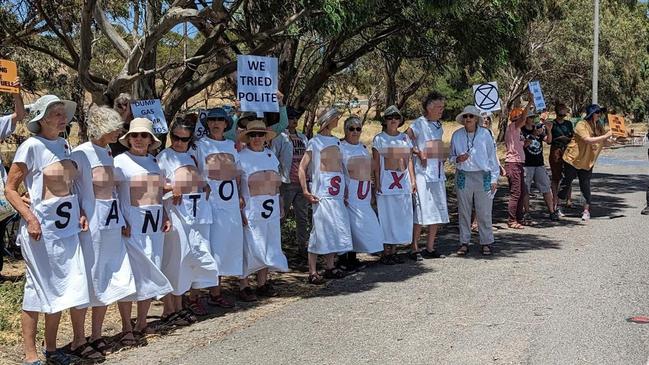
[409,251,423,261]
[421,249,445,259]
[391,254,405,264]
[642,206,649,215]
[549,212,560,221]
[255,284,277,297]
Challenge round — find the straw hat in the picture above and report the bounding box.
[381,105,404,127]
[118,118,162,150]
[455,105,484,125]
[317,107,343,130]
[238,119,277,143]
[237,111,263,129]
[26,95,76,134]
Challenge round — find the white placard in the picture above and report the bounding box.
[131,99,169,134]
[528,81,546,112]
[473,82,501,112]
[236,55,279,113]
[194,109,209,140]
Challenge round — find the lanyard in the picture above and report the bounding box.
[465,128,477,153]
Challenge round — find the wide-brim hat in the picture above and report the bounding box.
[238,119,277,143]
[455,105,483,125]
[118,117,162,150]
[317,107,343,130]
[381,105,404,127]
[237,111,263,129]
[585,104,607,121]
[26,95,77,134]
[205,107,233,130]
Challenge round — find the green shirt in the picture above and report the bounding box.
[551,119,574,149]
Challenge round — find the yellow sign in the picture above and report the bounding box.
[0,60,18,94]
[607,114,627,138]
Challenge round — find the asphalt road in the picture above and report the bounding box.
[110,145,649,365]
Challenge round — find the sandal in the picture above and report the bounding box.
[61,342,105,363]
[323,268,345,279]
[160,312,191,327]
[307,273,326,285]
[508,222,524,229]
[88,337,112,356]
[456,244,469,256]
[178,308,198,324]
[207,294,235,308]
[481,245,493,256]
[186,297,209,316]
[118,331,141,349]
[44,349,76,365]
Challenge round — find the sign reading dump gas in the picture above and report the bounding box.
[130,99,169,134]
[237,55,278,113]
[0,59,19,94]
[607,114,627,138]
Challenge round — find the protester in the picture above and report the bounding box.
[298,107,352,284]
[449,106,499,256]
[194,108,242,305]
[71,106,137,359]
[549,103,574,216]
[339,116,383,270]
[114,118,173,345]
[157,123,219,324]
[237,120,289,299]
[0,80,25,279]
[521,111,559,222]
[504,106,528,229]
[372,105,416,265]
[558,104,613,221]
[5,95,90,365]
[407,92,449,260]
[109,93,134,157]
[270,107,310,254]
[225,91,288,142]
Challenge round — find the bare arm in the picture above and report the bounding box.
[408,155,417,193]
[5,163,41,240]
[12,89,25,125]
[298,151,318,203]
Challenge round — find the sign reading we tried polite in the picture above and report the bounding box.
[0,59,19,94]
[130,99,169,134]
[237,55,279,113]
[607,114,628,138]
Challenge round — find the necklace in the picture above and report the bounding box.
[465,127,477,152]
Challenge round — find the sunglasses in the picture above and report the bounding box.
[171,134,192,142]
[463,114,476,119]
[347,127,362,132]
[385,115,400,121]
[128,132,151,139]
[207,117,227,122]
[248,131,267,138]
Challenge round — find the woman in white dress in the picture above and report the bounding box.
[372,105,416,265]
[71,106,137,357]
[114,118,173,343]
[237,119,289,300]
[298,108,353,285]
[5,95,91,365]
[194,108,241,307]
[338,116,383,270]
[157,122,219,323]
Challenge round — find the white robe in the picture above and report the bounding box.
[71,142,135,307]
[239,148,288,277]
[114,152,172,301]
[13,137,89,313]
[340,141,383,253]
[157,148,219,295]
[306,135,352,255]
[194,137,244,276]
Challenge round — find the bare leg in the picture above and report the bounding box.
[43,312,62,352]
[257,268,269,287]
[543,192,555,213]
[308,252,318,275]
[69,307,88,348]
[411,224,422,252]
[161,294,175,317]
[324,253,336,270]
[118,301,135,342]
[239,277,250,289]
[134,300,151,332]
[173,296,183,313]
[426,224,439,252]
[90,306,108,341]
[209,282,221,298]
[22,311,39,362]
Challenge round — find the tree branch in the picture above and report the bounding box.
[93,4,131,59]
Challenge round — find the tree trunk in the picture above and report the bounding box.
[134,0,160,100]
[383,57,401,107]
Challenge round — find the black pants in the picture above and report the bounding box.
[558,163,592,205]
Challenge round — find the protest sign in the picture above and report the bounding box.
[194,109,210,140]
[528,81,546,111]
[473,82,501,112]
[237,55,279,113]
[607,114,628,137]
[0,59,19,94]
[130,99,169,134]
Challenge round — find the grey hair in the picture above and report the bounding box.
[87,105,124,140]
[113,93,132,109]
[343,115,362,131]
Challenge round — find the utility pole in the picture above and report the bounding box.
[592,0,599,104]
[183,21,188,110]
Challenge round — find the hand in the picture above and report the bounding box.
[162,217,172,233]
[10,77,21,94]
[121,224,131,238]
[605,130,613,138]
[418,152,428,168]
[491,183,497,192]
[276,90,285,106]
[241,212,249,227]
[234,99,241,110]
[79,215,89,232]
[27,218,42,241]
[411,183,417,194]
[303,191,319,204]
[543,120,553,130]
[456,153,470,163]
[172,188,182,205]
[239,197,246,210]
[203,183,211,200]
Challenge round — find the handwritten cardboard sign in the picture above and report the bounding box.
[0,59,19,94]
[607,114,627,137]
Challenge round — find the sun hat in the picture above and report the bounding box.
[205,107,233,130]
[585,104,607,121]
[317,107,343,130]
[118,117,162,150]
[381,105,404,127]
[455,105,484,125]
[26,95,77,134]
[237,111,263,129]
[237,119,277,143]
[509,107,525,122]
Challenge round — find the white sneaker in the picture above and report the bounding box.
[581,210,590,221]
[556,208,565,218]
